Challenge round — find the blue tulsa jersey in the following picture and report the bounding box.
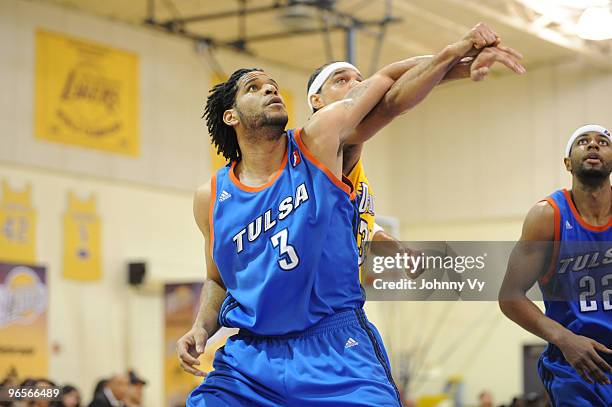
[209,129,364,335]
[539,189,612,346]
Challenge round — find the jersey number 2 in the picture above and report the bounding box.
[271,228,300,271]
[579,274,612,312]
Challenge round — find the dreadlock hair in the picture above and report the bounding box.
[306,61,340,113]
[204,68,263,162]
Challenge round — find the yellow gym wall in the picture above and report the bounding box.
[2,0,612,406]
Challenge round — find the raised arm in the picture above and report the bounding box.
[499,202,611,385]
[347,23,525,146]
[177,181,227,377]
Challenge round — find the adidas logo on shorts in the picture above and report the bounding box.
[219,190,232,202]
[344,337,359,349]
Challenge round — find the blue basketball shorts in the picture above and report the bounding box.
[538,344,612,406]
[187,308,401,406]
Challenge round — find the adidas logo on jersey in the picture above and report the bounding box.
[565,220,573,230]
[344,337,359,349]
[219,190,232,202]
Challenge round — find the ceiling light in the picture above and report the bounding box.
[551,0,610,8]
[576,6,612,40]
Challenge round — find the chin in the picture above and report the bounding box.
[265,113,288,128]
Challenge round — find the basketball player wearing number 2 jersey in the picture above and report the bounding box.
[500,125,612,406]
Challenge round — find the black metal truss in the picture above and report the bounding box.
[144,0,399,66]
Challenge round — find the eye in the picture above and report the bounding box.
[248,84,258,92]
[577,139,588,145]
[600,139,609,146]
[335,77,347,84]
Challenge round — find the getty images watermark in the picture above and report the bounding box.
[362,241,612,301]
[371,250,487,292]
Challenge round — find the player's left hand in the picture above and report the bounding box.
[470,45,526,81]
[557,333,612,385]
[463,22,501,51]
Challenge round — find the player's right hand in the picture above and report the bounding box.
[177,325,209,377]
[557,333,612,385]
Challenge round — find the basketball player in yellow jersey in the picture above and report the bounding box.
[306,22,525,271]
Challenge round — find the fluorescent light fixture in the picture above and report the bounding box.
[576,6,612,40]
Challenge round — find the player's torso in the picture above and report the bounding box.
[211,129,363,335]
[540,189,612,346]
[346,159,376,268]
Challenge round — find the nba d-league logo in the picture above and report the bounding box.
[292,151,301,167]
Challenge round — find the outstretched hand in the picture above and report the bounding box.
[470,44,526,81]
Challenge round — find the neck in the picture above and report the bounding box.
[570,177,612,224]
[235,128,286,186]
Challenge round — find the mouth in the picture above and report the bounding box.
[266,96,284,107]
[585,152,602,163]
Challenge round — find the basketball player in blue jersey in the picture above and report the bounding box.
[177,26,521,406]
[500,124,612,406]
[305,22,525,273]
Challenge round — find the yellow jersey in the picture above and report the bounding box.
[346,158,375,272]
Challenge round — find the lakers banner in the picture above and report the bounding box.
[208,74,295,172]
[62,192,102,281]
[35,30,139,156]
[0,262,48,380]
[0,181,36,264]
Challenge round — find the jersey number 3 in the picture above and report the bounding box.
[271,228,300,271]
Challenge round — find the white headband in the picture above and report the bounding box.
[565,124,611,157]
[307,62,361,110]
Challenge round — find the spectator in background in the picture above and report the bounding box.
[59,384,81,407]
[91,379,107,401]
[124,371,146,407]
[31,378,57,407]
[478,390,494,407]
[87,373,129,407]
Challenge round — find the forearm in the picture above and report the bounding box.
[376,56,432,81]
[378,55,472,84]
[192,278,226,336]
[499,296,571,346]
[371,230,403,257]
[441,59,472,82]
[380,41,470,117]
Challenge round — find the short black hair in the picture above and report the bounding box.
[204,68,263,162]
[306,61,340,113]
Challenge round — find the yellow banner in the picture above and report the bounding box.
[0,181,36,264]
[35,30,139,156]
[0,263,48,380]
[208,73,294,172]
[62,192,102,281]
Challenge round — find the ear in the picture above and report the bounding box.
[309,94,325,111]
[223,108,239,127]
[563,157,572,172]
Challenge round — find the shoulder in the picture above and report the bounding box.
[521,200,556,241]
[193,179,215,235]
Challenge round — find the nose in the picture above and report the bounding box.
[263,83,278,95]
[587,139,600,150]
